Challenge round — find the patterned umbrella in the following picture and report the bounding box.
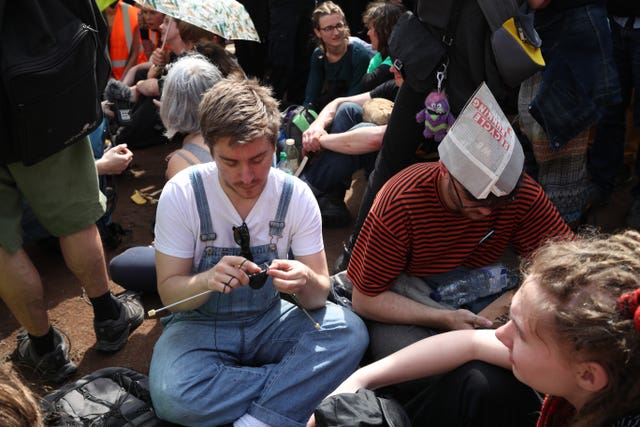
[137,0,260,42]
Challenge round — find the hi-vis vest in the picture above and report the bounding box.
[109,1,145,80]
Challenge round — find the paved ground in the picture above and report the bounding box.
[0,136,635,400]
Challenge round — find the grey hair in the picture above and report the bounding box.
[160,54,223,139]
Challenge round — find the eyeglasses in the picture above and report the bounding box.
[232,222,253,261]
[319,22,345,33]
[450,178,517,210]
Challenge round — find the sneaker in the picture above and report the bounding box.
[627,198,640,229]
[94,291,144,352]
[13,327,77,383]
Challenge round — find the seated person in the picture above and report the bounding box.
[311,230,640,427]
[359,1,405,92]
[148,77,369,426]
[111,15,187,148]
[300,65,402,226]
[346,87,573,426]
[109,55,224,294]
[304,1,374,111]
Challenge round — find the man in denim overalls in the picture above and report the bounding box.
[149,78,369,427]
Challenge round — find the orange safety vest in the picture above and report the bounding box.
[109,1,144,80]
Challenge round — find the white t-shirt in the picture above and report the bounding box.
[154,163,323,269]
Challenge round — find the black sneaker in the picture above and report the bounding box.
[13,327,77,383]
[94,291,144,352]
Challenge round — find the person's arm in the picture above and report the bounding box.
[316,124,386,155]
[122,62,152,86]
[328,329,510,396]
[352,287,491,330]
[165,150,193,181]
[120,29,142,81]
[268,250,330,310]
[360,64,392,93]
[134,77,160,98]
[302,92,373,154]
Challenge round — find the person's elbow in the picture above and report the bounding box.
[351,287,377,319]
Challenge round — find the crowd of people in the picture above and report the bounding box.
[1,0,639,426]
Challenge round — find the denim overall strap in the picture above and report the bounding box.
[269,174,293,239]
[189,169,217,242]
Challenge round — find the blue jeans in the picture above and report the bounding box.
[590,20,640,195]
[301,103,378,194]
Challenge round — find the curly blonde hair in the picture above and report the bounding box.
[523,230,640,426]
[0,365,42,426]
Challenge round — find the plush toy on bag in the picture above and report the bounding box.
[416,90,455,142]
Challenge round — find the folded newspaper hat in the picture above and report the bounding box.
[438,82,524,199]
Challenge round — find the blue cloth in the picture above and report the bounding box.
[301,102,377,194]
[590,19,640,195]
[149,171,368,427]
[530,4,621,151]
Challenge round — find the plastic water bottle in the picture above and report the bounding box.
[284,138,299,173]
[277,152,292,174]
[429,264,519,308]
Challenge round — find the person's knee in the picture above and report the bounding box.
[325,306,369,356]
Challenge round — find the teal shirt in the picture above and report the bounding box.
[304,41,373,110]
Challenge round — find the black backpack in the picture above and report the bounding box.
[0,0,111,165]
[41,367,165,427]
[278,104,318,158]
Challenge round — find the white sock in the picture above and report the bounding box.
[233,413,272,427]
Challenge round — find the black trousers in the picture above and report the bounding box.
[367,319,540,427]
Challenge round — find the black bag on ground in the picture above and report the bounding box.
[314,389,411,427]
[41,367,164,427]
[0,0,110,166]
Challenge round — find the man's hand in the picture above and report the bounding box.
[202,255,262,294]
[96,144,133,175]
[302,123,328,155]
[267,259,311,295]
[444,309,493,330]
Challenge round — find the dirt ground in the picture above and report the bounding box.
[0,140,362,398]
[1,134,636,400]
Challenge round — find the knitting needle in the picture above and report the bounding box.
[147,289,213,317]
[290,293,321,330]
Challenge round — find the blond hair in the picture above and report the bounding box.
[0,365,42,426]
